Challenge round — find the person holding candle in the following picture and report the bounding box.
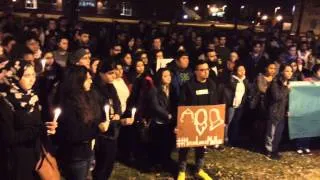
[56,66,109,180]
[93,61,123,180]
[37,50,64,122]
[148,68,178,169]
[112,62,130,114]
[0,59,58,180]
[125,58,155,162]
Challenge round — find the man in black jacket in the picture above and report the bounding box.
[177,61,218,180]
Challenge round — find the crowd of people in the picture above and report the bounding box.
[0,13,320,180]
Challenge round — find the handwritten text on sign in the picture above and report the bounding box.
[176,105,225,148]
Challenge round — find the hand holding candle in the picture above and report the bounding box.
[104,104,110,122]
[40,59,46,72]
[53,108,62,122]
[131,107,137,119]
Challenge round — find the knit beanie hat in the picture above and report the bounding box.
[69,48,87,65]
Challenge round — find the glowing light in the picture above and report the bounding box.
[292,5,296,14]
[183,14,188,19]
[53,108,62,122]
[209,6,219,14]
[222,5,227,11]
[274,7,281,14]
[261,15,268,21]
[276,15,283,22]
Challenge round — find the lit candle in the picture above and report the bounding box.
[41,59,46,72]
[131,107,137,119]
[53,108,62,122]
[104,104,110,122]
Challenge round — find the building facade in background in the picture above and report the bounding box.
[292,0,320,34]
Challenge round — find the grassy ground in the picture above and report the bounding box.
[110,146,320,180]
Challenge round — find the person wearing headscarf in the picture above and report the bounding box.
[0,59,58,180]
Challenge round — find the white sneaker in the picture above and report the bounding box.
[304,148,311,154]
[297,149,303,155]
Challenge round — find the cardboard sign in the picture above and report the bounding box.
[156,58,174,72]
[176,104,225,148]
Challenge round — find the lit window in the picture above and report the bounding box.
[25,0,38,9]
[79,0,96,7]
[120,1,132,16]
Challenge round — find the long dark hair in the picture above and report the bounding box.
[155,68,171,87]
[61,66,100,124]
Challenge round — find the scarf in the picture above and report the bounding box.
[0,60,40,113]
[232,75,246,108]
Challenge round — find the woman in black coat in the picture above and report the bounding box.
[119,58,154,163]
[92,61,123,180]
[149,68,178,167]
[56,66,108,180]
[265,64,293,160]
[0,60,58,180]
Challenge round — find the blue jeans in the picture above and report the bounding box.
[265,119,285,153]
[296,138,310,149]
[226,107,244,144]
[178,147,205,172]
[63,160,91,180]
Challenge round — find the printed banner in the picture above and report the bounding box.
[289,81,320,139]
[176,104,225,148]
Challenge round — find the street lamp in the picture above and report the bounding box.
[257,11,261,17]
[241,5,245,9]
[292,5,296,15]
[276,15,283,22]
[274,6,281,15]
[261,15,268,21]
[222,5,227,12]
[183,14,188,19]
[194,6,199,11]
